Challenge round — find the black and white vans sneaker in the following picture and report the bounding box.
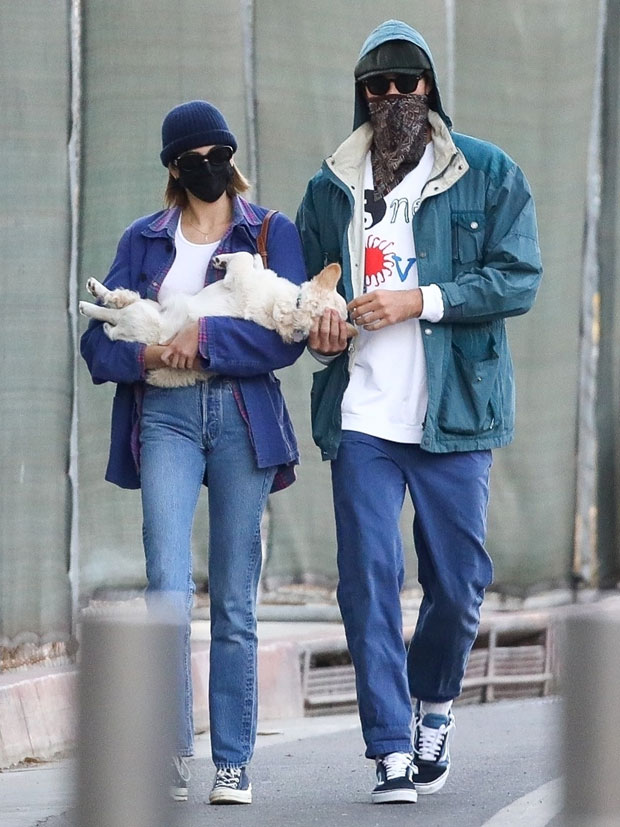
[171,755,190,802]
[414,711,455,795]
[371,752,417,804]
[209,766,252,805]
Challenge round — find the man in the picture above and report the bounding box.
[296,20,542,805]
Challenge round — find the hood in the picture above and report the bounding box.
[353,20,452,132]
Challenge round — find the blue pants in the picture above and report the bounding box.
[331,431,493,758]
[140,379,276,766]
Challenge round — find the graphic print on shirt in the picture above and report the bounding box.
[365,235,395,287]
[363,188,387,229]
[363,190,416,290]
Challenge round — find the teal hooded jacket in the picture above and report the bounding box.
[296,20,543,460]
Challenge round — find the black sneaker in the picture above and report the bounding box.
[414,711,455,795]
[171,756,190,802]
[209,766,252,805]
[371,752,417,804]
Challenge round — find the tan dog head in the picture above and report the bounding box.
[292,263,357,340]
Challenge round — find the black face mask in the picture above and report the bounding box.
[177,163,233,203]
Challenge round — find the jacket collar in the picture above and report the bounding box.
[326,109,468,193]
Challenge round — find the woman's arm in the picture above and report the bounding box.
[195,214,308,376]
[80,226,149,385]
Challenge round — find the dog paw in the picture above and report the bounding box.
[86,278,103,298]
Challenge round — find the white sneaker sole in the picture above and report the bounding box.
[209,784,252,805]
[170,786,188,802]
[371,788,418,804]
[415,767,449,795]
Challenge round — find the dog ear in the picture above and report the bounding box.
[312,262,341,291]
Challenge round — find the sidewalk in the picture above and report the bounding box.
[1,591,617,771]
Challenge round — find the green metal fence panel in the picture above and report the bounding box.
[0,1,72,644]
[2,1,617,648]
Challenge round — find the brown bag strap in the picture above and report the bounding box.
[257,210,277,267]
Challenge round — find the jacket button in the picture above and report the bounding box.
[424,328,432,335]
[470,221,479,229]
[418,251,427,258]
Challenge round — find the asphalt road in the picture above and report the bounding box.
[23,696,564,827]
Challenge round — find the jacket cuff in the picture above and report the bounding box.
[198,317,210,364]
[137,343,147,380]
[307,345,341,365]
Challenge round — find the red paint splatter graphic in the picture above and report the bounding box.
[365,236,394,288]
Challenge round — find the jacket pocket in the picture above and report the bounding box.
[451,211,486,264]
[438,334,500,436]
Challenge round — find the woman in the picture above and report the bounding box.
[81,100,307,805]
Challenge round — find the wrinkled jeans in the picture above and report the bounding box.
[140,378,275,767]
[331,431,493,758]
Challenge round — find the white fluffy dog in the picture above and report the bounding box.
[79,251,354,387]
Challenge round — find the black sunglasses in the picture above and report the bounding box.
[175,145,234,172]
[363,73,425,96]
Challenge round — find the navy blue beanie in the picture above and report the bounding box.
[160,100,238,167]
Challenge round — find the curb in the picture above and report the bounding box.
[0,636,304,770]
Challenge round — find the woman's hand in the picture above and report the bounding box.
[308,310,350,356]
[161,321,200,370]
[348,288,423,330]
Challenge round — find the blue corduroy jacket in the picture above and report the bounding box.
[80,197,307,491]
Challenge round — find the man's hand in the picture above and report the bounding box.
[308,310,350,356]
[348,288,423,330]
[161,321,200,370]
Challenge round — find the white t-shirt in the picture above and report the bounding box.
[158,219,219,303]
[341,142,441,443]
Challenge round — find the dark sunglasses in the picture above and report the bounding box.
[362,73,425,96]
[174,145,234,172]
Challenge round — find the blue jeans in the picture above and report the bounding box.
[331,431,493,758]
[140,379,276,767]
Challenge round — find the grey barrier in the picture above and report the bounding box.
[77,608,180,826]
[564,609,620,825]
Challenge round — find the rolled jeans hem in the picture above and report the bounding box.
[365,739,414,760]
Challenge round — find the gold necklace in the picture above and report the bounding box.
[182,213,229,243]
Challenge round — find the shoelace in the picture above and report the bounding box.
[415,720,451,761]
[381,752,414,780]
[173,756,191,782]
[215,767,242,788]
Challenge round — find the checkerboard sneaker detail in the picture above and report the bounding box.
[414,711,455,795]
[170,756,190,802]
[371,752,418,804]
[209,766,252,804]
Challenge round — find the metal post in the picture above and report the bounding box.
[76,608,179,827]
[564,608,620,825]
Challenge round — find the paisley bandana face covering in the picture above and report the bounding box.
[368,94,430,199]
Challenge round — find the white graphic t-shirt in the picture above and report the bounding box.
[341,141,438,443]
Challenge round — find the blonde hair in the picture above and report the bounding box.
[164,164,251,209]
